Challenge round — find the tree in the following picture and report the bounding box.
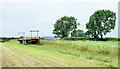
[86,10,116,40]
[53,16,80,38]
[71,30,86,37]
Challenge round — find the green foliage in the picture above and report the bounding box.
[86,10,116,40]
[102,38,119,41]
[63,37,120,41]
[53,16,80,38]
[63,37,90,40]
[98,50,110,54]
[88,56,93,59]
[0,37,18,42]
[71,29,87,37]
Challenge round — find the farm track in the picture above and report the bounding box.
[2,43,109,67]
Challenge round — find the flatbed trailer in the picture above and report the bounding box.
[18,38,40,45]
[18,30,43,45]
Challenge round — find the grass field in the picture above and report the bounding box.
[1,39,118,67]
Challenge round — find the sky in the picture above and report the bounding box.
[0,0,119,38]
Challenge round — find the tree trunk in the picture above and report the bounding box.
[94,34,99,41]
[100,34,103,40]
[62,32,65,38]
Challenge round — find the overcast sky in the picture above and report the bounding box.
[0,0,119,37]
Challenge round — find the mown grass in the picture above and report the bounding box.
[39,39,118,67]
[6,39,118,67]
[2,40,110,67]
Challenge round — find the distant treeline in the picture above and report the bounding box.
[0,37,19,42]
[63,37,120,41]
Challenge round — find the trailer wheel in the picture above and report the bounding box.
[23,40,27,45]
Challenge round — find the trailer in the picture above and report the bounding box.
[18,30,43,45]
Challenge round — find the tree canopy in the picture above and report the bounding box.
[53,16,80,38]
[71,30,86,37]
[86,10,116,40]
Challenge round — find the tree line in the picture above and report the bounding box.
[0,37,18,42]
[53,10,116,40]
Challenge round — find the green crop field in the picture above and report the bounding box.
[1,39,118,67]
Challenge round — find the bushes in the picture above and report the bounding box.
[63,37,90,40]
[63,37,120,41]
[101,38,120,41]
[0,37,19,42]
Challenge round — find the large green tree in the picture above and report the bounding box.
[53,16,80,38]
[86,10,116,40]
[71,30,86,37]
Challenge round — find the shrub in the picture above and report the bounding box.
[63,37,120,41]
[98,50,110,54]
[63,37,90,40]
